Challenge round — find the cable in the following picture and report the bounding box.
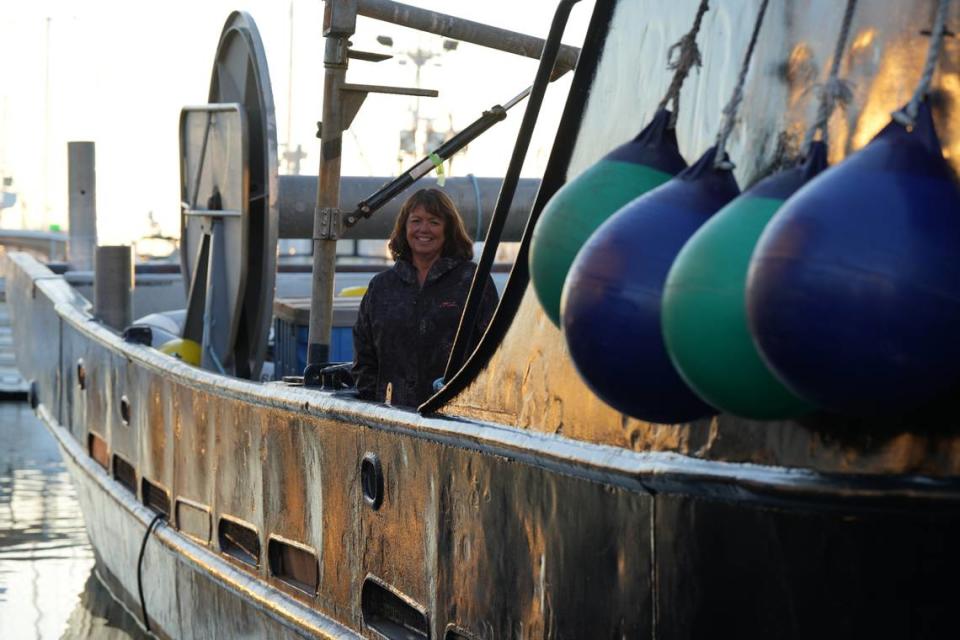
[892,0,952,127]
[137,511,167,634]
[657,0,710,126]
[802,0,857,153]
[714,0,770,169]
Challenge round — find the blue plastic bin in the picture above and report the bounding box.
[273,296,360,379]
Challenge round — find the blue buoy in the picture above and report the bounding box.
[562,146,740,424]
[747,102,960,416]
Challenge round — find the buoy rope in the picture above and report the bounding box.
[802,0,857,153]
[714,0,770,169]
[893,0,952,127]
[657,0,710,126]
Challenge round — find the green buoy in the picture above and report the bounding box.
[530,110,686,326]
[661,143,827,419]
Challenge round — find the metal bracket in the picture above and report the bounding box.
[316,207,342,240]
[339,83,439,131]
[348,49,392,62]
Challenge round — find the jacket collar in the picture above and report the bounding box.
[393,256,463,286]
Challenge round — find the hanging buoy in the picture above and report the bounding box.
[747,102,960,415]
[661,143,828,419]
[562,146,740,423]
[529,109,687,326]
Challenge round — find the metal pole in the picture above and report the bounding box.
[277,175,539,240]
[357,0,580,74]
[305,31,350,380]
[67,142,98,271]
[94,245,133,331]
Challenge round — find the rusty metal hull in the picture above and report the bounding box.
[44,404,355,639]
[7,250,960,638]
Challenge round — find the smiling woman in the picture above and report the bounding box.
[352,188,498,407]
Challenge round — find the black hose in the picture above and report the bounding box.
[439,0,583,384]
[137,511,167,634]
[420,0,618,414]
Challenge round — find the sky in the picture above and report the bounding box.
[0,0,593,244]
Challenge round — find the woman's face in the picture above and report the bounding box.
[405,205,446,261]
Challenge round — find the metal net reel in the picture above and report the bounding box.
[179,11,279,379]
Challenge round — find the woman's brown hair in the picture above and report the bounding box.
[388,188,474,261]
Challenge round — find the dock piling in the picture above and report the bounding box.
[94,245,133,331]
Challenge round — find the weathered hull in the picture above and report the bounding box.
[44,403,353,639]
[9,251,960,638]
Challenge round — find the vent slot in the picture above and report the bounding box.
[175,498,211,544]
[112,455,137,494]
[444,627,478,640]
[87,432,109,470]
[361,576,429,640]
[141,478,170,516]
[218,517,260,568]
[268,537,319,595]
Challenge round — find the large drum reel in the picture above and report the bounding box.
[180,11,279,379]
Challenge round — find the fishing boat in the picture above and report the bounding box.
[3,0,960,638]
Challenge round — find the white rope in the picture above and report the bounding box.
[657,0,710,127]
[802,0,857,153]
[892,0,952,127]
[714,0,770,169]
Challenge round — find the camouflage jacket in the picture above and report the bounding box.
[352,257,498,407]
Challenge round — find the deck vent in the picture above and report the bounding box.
[112,455,137,494]
[268,536,319,596]
[218,517,261,568]
[141,478,170,516]
[76,359,86,390]
[87,432,109,470]
[119,394,131,426]
[175,498,211,544]
[361,575,429,640]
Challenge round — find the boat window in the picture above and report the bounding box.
[111,454,136,494]
[175,498,211,544]
[87,432,109,470]
[267,536,319,596]
[218,517,261,568]
[141,478,171,517]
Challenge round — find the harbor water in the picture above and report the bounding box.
[0,402,145,639]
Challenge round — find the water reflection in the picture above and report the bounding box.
[0,403,144,639]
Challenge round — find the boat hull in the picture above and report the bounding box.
[9,252,960,638]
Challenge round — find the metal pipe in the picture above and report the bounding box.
[67,142,97,271]
[357,0,580,75]
[305,34,349,378]
[94,245,133,331]
[277,175,538,240]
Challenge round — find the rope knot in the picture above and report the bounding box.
[820,76,853,110]
[666,34,703,74]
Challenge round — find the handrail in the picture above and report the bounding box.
[0,229,68,260]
